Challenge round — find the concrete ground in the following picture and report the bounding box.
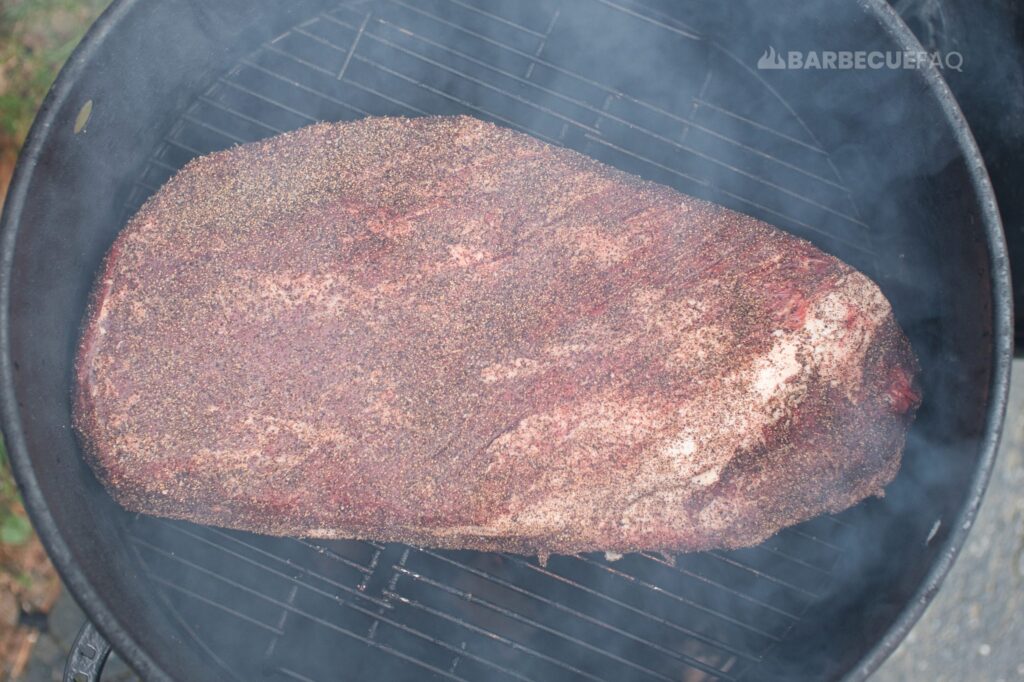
[19,590,136,682]
[874,361,1024,682]
[19,365,1024,681]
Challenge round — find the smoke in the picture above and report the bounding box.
[26,0,1003,680]
[897,0,1024,348]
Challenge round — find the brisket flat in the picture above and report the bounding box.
[74,115,920,556]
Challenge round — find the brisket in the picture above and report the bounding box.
[73,115,920,555]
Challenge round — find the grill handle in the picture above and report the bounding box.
[63,620,111,682]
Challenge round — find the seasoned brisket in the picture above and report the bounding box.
[74,116,920,555]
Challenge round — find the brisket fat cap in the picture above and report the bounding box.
[74,115,920,556]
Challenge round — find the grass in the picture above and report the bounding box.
[0,442,29,547]
[0,0,110,147]
[0,0,112,548]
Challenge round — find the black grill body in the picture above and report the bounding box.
[0,1,1010,681]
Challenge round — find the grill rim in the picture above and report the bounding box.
[0,1,1011,680]
[841,1,1011,680]
[0,4,173,680]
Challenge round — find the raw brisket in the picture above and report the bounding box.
[74,115,920,555]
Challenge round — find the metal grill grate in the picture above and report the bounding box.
[128,513,847,681]
[123,1,870,679]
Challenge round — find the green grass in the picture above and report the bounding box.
[0,438,30,546]
[0,0,111,146]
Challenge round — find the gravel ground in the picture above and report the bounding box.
[18,365,1024,681]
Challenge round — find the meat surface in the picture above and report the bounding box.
[74,115,920,556]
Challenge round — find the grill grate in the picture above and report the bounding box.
[128,514,846,681]
[123,1,869,679]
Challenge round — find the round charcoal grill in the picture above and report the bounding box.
[0,1,1011,681]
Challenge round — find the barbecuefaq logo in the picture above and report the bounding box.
[757,46,963,72]
[758,46,787,70]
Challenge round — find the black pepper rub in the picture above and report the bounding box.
[73,115,921,555]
